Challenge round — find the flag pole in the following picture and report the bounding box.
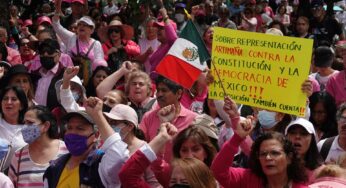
[211,60,227,96]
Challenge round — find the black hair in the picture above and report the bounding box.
[155,75,183,94]
[38,38,60,54]
[36,27,58,41]
[0,42,8,61]
[304,136,324,170]
[27,105,59,139]
[86,66,111,97]
[0,85,28,124]
[268,20,287,36]
[249,132,307,184]
[309,91,338,139]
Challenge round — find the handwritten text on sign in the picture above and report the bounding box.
[209,28,313,116]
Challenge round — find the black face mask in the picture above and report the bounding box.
[102,104,112,112]
[40,56,56,70]
[196,16,205,25]
[170,184,191,188]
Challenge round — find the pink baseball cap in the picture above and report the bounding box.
[37,16,52,25]
[153,19,177,31]
[103,104,138,128]
[71,0,85,4]
[23,19,33,27]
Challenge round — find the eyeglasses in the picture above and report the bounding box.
[108,28,121,34]
[20,42,29,47]
[258,150,284,159]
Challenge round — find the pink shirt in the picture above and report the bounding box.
[148,22,177,75]
[6,47,22,65]
[326,70,346,106]
[139,103,197,162]
[180,87,208,113]
[211,134,308,188]
[34,63,59,105]
[29,53,73,72]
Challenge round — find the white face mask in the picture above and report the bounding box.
[175,13,185,23]
[258,110,278,129]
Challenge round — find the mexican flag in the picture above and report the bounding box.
[156,38,206,89]
[180,20,211,65]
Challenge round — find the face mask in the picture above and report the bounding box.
[196,16,205,25]
[170,184,191,188]
[111,124,129,140]
[21,124,41,144]
[102,104,112,112]
[175,13,185,23]
[72,91,81,102]
[258,110,278,129]
[40,56,56,70]
[64,133,94,156]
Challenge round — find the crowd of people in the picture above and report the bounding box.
[0,0,346,187]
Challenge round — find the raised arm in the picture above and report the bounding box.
[51,14,75,46]
[96,61,133,98]
[60,66,84,112]
[119,123,177,187]
[211,116,254,187]
[85,97,129,187]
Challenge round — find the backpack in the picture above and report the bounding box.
[71,39,95,86]
[320,136,336,161]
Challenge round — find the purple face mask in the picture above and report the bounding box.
[64,133,94,156]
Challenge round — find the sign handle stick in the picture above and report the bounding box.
[211,60,227,96]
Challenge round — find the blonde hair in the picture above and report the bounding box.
[125,70,152,97]
[316,164,346,179]
[171,158,217,188]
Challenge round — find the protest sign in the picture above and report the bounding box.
[209,27,313,116]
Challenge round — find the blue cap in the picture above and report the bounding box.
[175,3,186,8]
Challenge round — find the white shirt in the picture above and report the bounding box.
[317,136,345,163]
[103,4,120,16]
[0,118,26,171]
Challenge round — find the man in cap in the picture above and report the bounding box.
[44,97,128,188]
[140,75,197,162]
[309,0,344,46]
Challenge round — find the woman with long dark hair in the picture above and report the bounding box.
[309,91,338,140]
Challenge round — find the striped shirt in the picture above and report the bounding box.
[8,140,68,188]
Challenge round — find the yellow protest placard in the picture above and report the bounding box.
[209,27,313,116]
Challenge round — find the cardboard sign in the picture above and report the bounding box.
[209,27,313,116]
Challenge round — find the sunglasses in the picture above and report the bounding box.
[20,42,30,47]
[108,28,121,34]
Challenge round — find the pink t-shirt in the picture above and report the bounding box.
[180,87,208,113]
[139,104,197,162]
[326,70,346,106]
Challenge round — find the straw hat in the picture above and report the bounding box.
[102,20,134,40]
